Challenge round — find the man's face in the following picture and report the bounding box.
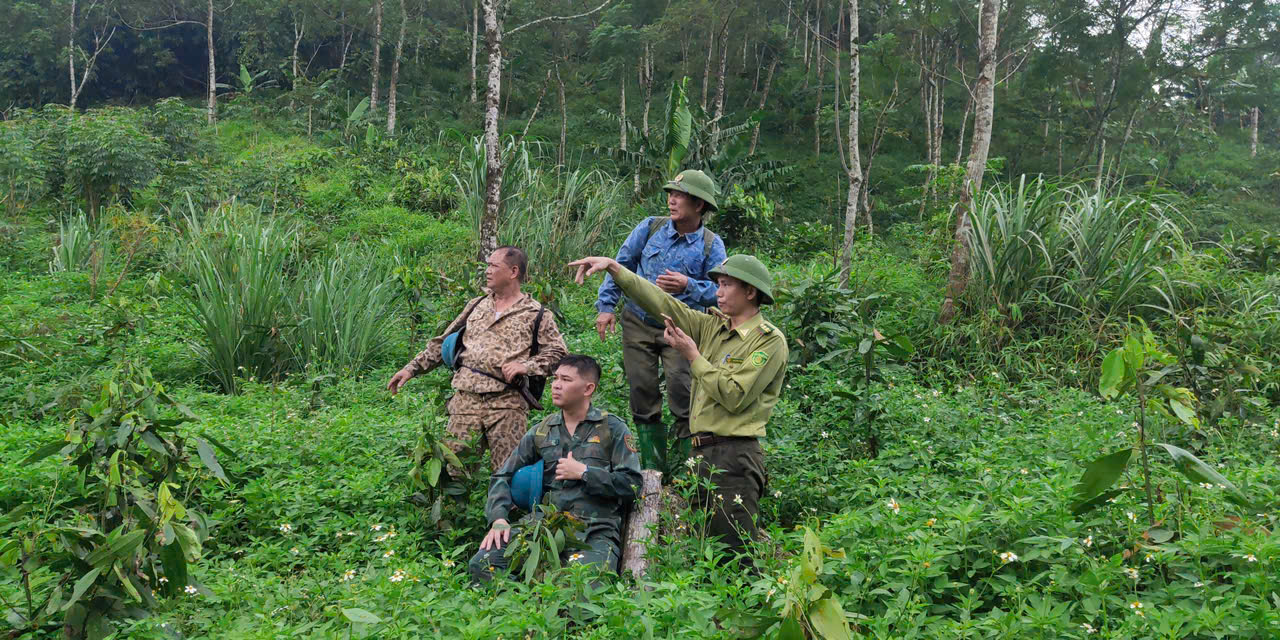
[551,365,596,409]
[484,250,518,289]
[715,275,757,315]
[667,190,703,226]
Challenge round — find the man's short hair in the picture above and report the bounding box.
[555,354,601,384]
[497,245,528,283]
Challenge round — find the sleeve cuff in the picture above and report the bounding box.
[490,508,510,524]
[595,302,616,314]
[583,466,608,489]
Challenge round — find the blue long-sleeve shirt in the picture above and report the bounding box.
[595,217,728,326]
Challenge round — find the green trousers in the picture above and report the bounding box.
[692,437,766,563]
[621,310,691,475]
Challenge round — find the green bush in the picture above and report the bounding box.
[390,165,456,216]
[178,207,298,394]
[286,246,399,373]
[0,118,48,211]
[50,213,110,274]
[61,107,166,217]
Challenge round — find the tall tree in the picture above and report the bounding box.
[386,0,408,135]
[838,0,861,286]
[121,0,229,125]
[67,0,118,110]
[370,0,383,113]
[939,0,999,324]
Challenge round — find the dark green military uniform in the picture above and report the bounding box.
[609,263,787,561]
[469,405,643,581]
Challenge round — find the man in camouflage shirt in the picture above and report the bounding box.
[469,354,643,582]
[387,246,567,471]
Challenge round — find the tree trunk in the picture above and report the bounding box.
[640,43,653,138]
[370,0,383,113]
[479,0,504,258]
[938,0,998,325]
[68,0,77,109]
[206,0,216,126]
[701,31,714,110]
[470,0,479,103]
[955,94,972,166]
[557,66,567,167]
[387,0,407,135]
[339,8,353,70]
[1251,106,1259,158]
[619,74,627,151]
[711,25,730,151]
[838,0,861,287]
[292,14,304,86]
[748,58,777,155]
[620,469,663,579]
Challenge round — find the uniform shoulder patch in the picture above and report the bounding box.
[750,350,770,367]
[759,322,776,335]
[623,433,639,453]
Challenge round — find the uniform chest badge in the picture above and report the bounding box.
[750,351,770,367]
[587,435,601,444]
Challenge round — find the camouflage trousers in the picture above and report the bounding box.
[445,391,528,474]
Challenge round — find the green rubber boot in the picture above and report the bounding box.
[634,421,667,472]
[668,434,692,478]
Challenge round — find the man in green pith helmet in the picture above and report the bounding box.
[570,252,786,564]
[594,169,727,479]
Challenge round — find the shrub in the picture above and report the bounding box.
[0,118,49,211]
[178,207,298,394]
[50,213,111,274]
[286,246,399,373]
[61,108,166,217]
[390,165,456,216]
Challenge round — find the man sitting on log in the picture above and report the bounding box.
[469,354,643,583]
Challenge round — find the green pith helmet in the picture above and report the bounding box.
[663,169,719,212]
[708,254,774,305]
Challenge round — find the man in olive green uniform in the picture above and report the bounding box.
[469,355,643,582]
[570,253,787,562]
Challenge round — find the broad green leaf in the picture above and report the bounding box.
[1099,348,1126,399]
[342,608,382,624]
[23,439,67,465]
[1071,448,1132,504]
[810,597,852,640]
[426,457,442,488]
[62,567,103,611]
[115,564,142,602]
[776,616,805,640]
[109,529,146,559]
[1167,398,1197,427]
[173,523,202,562]
[1071,488,1127,516]
[159,541,187,595]
[139,430,170,457]
[194,438,229,483]
[1155,443,1251,507]
[525,542,541,582]
[1146,527,1175,543]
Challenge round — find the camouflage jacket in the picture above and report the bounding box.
[401,292,568,397]
[486,405,643,542]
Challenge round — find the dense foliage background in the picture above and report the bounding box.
[1,0,1278,638]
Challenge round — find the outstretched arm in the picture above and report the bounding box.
[571,257,709,343]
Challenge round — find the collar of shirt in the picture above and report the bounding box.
[483,291,536,319]
[711,308,765,339]
[662,219,704,245]
[543,404,605,427]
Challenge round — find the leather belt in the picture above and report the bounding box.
[690,433,757,449]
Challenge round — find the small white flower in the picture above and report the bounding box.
[1125,567,1139,579]
[1193,581,1205,587]
[1131,422,1139,428]
[999,551,1018,563]
[341,570,356,582]
[371,524,383,531]
[684,457,697,469]
[1245,554,1257,563]
[1270,430,1278,438]
[922,417,931,423]
[886,498,900,514]
[1019,468,1028,475]
[733,494,744,506]
[1126,512,1137,522]
[1077,411,1083,417]
[1082,536,1093,548]
[568,553,585,563]
[766,588,776,600]
[279,523,293,534]
[158,576,169,584]
[290,547,300,555]
[820,431,829,439]
[442,559,456,568]
[1081,622,1097,634]
[931,390,940,397]
[184,585,198,595]
[383,550,395,558]
[773,490,782,498]
[1116,409,1123,415]
[389,570,406,583]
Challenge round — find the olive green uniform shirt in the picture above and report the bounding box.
[611,267,787,438]
[485,405,643,542]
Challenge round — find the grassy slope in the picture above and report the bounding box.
[1,121,1277,639]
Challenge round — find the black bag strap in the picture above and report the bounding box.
[530,304,546,357]
[646,216,714,259]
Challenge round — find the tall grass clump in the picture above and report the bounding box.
[49,212,110,273]
[287,246,399,373]
[179,206,298,394]
[454,135,631,276]
[964,177,1184,327]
